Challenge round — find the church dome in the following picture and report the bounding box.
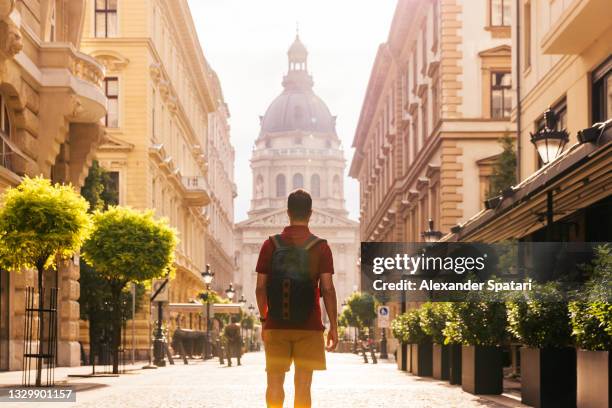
[260,89,336,134]
[259,35,336,136]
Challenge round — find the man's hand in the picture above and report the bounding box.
[326,327,338,351]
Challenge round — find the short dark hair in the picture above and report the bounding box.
[287,189,312,220]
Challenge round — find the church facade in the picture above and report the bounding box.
[234,35,360,317]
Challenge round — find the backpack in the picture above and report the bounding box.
[266,234,325,323]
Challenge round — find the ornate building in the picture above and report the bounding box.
[235,35,360,313]
[0,1,107,370]
[79,0,232,359]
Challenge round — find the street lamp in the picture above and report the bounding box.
[530,108,569,240]
[530,108,569,165]
[199,264,215,359]
[421,219,443,243]
[248,303,255,314]
[225,283,236,301]
[238,294,247,306]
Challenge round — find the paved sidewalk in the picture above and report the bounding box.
[0,352,526,407]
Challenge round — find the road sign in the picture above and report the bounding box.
[377,305,390,328]
[151,278,169,302]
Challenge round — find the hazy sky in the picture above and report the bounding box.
[187,0,396,222]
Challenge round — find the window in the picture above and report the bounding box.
[0,95,14,171]
[151,88,156,142]
[421,93,428,139]
[524,1,532,69]
[432,1,439,51]
[311,174,321,198]
[490,0,511,26]
[421,26,427,74]
[491,72,511,118]
[293,173,304,189]
[592,56,612,123]
[49,2,56,41]
[412,49,418,92]
[431,77,440,126]
[104,77,119,127]
[276,174,286,197]
[95,0,118,38]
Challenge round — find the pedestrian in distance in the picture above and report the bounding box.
[255,189,338,408]
[224,315,243,366]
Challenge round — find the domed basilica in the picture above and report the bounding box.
[234,35,360,313]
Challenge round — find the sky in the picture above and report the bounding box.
[187,0,397,222]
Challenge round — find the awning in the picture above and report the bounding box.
[442,121,612,242]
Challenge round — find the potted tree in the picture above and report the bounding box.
[569,245,611,408]
[507,283,575,408]
[391,312,410,371]
[82,206,177,374]
[399,308,432,376]
[444,299,507,395]
[420,302,451,380]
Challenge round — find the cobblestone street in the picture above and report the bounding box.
[1,352,521,408]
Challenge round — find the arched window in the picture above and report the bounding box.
[0,95,15,172]
[276,174,286,197]
[332,174,341,198]
[311,174,320,198]
[293,173,304,189]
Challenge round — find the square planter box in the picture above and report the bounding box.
[407,343,413,373]
[449,343,462,385]
[396,342,408,371]
[521,347,576,408]
[462,345,503,395]
[433,344,449,380]
[410,342,433,377]
[577,350,610,408]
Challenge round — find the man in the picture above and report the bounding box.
[223,315,242,366]
[255,189,338,408]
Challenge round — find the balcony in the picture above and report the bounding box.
[181,176,211,207]
[37,43,107,123]
[541,0,610,54]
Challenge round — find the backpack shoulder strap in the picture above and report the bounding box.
[303,234,326,251]
[270,234,285,249]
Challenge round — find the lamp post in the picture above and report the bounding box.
[421,219,443,243]
[199,264,214,359]
[248,303,255,351]
[225,283,236,301]
[530,108,569,241]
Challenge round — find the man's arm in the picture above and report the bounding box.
[255,272,268,320]
[320,273,338,351]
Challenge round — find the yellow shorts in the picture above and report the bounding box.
[263,329,326,372]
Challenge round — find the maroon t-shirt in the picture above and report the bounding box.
[256,225,334,331]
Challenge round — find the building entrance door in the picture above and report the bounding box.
[0,269,8,371]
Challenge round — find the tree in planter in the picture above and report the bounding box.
[486,134,517,199]
[507,282,575,407]
[0,177,91,385]
[568,244,612,408]
[81,207,177,374]
[420,302,450,345]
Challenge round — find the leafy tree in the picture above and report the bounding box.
[345,292,377,329]
[443,300,507,346]
[0,177,91,385]
[487,134,517,199]
[80,161,118,212]
[82,206,177,373]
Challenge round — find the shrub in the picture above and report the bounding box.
[507,282,572,348]
[443,301,507,346]
[419,302,450,344]
[569,244,612,351]
[391,309,429,344]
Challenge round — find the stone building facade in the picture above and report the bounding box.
[0,0,108,370]
[349,0,513,243]
[235,36,360,313]
[79,0,232,359]
[204,74,236,294]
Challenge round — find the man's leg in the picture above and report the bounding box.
[294,368,313,408]
[266,372,285,408]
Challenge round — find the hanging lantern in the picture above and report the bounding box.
[530,108,569,165]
